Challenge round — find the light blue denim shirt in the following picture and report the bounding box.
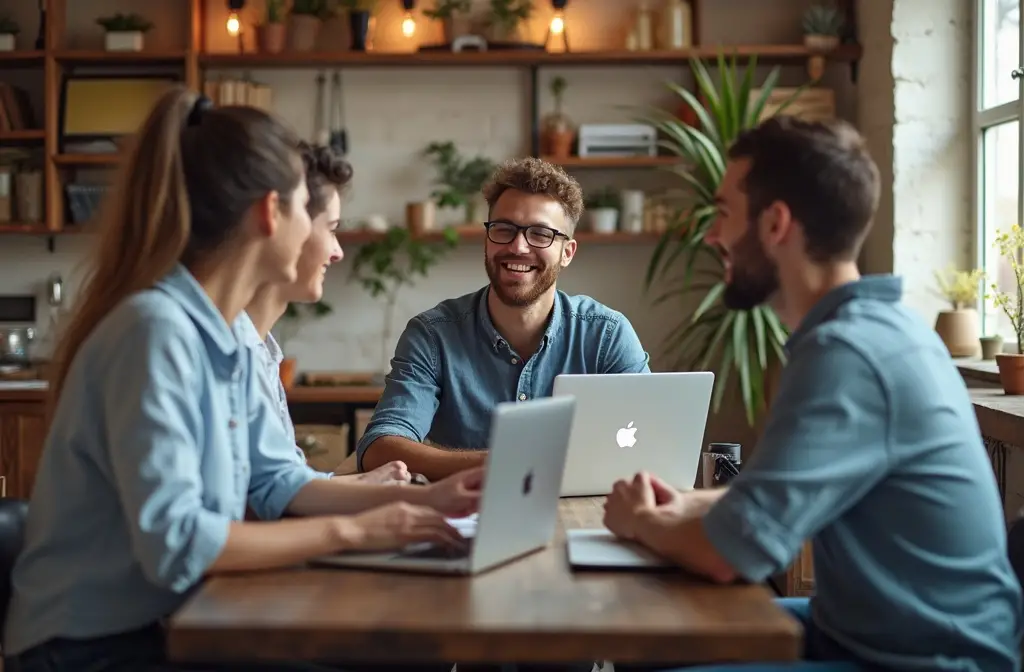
[357,285,650,469]
[5,265,323,655]
[702,276,1023,671]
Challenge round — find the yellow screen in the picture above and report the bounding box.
[63,78,176,136]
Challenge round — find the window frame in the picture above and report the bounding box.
[974,0,1024,345]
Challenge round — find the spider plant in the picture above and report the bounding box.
[638,52,804,425]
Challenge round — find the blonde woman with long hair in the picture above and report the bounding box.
[3,87,481,672]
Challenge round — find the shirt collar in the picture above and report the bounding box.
[476,285,564,353]
[263,331,284,365]
[786,275,903,353]
[155,263,239,359]
[239,310,284,365]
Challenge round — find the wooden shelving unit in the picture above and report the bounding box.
[0,0,861,250]
[336,228,663,246]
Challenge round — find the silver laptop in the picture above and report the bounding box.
[552,372,714,497]
[565,529,675,570]
[310,395,576,575]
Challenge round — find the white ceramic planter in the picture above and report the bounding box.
[105,31,144,52]
[0,34,15,52]
[588,208,619,234]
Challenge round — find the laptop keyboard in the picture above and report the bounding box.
[398,541,472,560]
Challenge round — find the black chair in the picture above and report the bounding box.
[0,499,28,648]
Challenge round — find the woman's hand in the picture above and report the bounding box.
[420,466,485,518]
[344,502,466,551]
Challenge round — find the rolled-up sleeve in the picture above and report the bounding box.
[599,315,651,374]
[246,352,326,521]
[356,316,441,471]
[702,334,891,582]
[104,317,231,593]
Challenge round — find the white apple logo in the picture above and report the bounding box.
[616,421,638,448]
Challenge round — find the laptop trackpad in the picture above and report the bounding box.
[566,529,676,569]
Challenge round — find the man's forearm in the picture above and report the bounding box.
[284,477,431,517]
[361,436,485,481]
[634,488,737,583]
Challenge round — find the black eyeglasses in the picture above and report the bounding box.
[484,221,570,249]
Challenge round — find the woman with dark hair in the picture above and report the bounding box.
[243,142,410,485]
[3,89,480,671]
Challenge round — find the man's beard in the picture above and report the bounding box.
[721,225,780,311]
[485,253,562,307]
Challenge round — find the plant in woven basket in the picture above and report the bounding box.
[636,52,804,426]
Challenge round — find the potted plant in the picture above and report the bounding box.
[0,15,19,52]
[542,76,575,159]
[273,299,333,389]
[584,188,619,234]
[980,333,1004,361]
[989,225,1024,394]
[338,0,378,51]
[255,0,287,54]
[801,1,844,51]
[486,0,533,43]
[933,265,984,358]
[350,226,459,382]
[423,140,496,225]
[96,12,154,52]
[422,0,471,44]
[288,0,330,52]
[638,52,804,426]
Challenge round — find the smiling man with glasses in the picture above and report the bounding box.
[356,157,650,483]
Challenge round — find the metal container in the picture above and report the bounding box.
[0,327,35,363]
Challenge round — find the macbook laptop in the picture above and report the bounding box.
[565,529,675,570]
[552,372,714,497]
[310,395,576,575]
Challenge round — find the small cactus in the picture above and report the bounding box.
[802,3,844,36]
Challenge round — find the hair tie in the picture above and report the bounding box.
[187,95,214,127]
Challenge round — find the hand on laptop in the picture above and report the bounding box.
[345,502,466,551]
[420,466,485,518]
[603,471,685,541]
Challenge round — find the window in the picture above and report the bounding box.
[977,0,1023,342]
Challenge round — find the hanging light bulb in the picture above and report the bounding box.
[545,0,569,52]
[226,12,241,36]
[401,0,417,38]
[226,0,246,53]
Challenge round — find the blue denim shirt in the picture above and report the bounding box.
[703,276,1023,671]
[357,286,650,469]
[5,265,322,655]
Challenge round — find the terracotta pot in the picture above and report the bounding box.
[279,357,298,390]
[934,308,980,358]
[996,353,1024,394]
[546,129,574,159]
[256,22,286,53]
[406,200,436,234]
[288,15,321,51]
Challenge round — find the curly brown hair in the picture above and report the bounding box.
[299,141,354,219]
[482,157,584,235]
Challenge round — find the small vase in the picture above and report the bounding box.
[934,308,980,358]
[105,31,144,52]
[980,335,1004,361]
[996,353,1024,394]
[542,103,575,158]
[279,357,297,390]
[288,15,321,51]
[349,10,371,51]
[804,34,839,51]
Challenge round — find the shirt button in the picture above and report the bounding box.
[228,419,238,429]
[519,393,527,401]
[511,357,518,365]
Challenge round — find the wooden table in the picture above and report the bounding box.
[167,498,801,666]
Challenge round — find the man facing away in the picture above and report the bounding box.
[603,116,1023,671]
[357,157,650,481]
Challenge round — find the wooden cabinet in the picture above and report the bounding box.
[784,541,815,596]
[0,395,47,500]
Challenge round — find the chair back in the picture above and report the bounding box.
[0,499,28,645]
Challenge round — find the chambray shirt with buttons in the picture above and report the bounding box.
[356,285,650,469]
[702,276,1023,671]
[4,264,323,656]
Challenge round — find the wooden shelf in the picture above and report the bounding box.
[200,44,862,69]
[0,129,45,141]
[0,51,44,66]
[53,153,120,167]
[53,50,188,66]
[545,156,681,168]
[0,223,52,234]
[337,229,662,245]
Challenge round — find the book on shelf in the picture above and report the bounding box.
[0,83,36,132]
[203,77,273,111]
